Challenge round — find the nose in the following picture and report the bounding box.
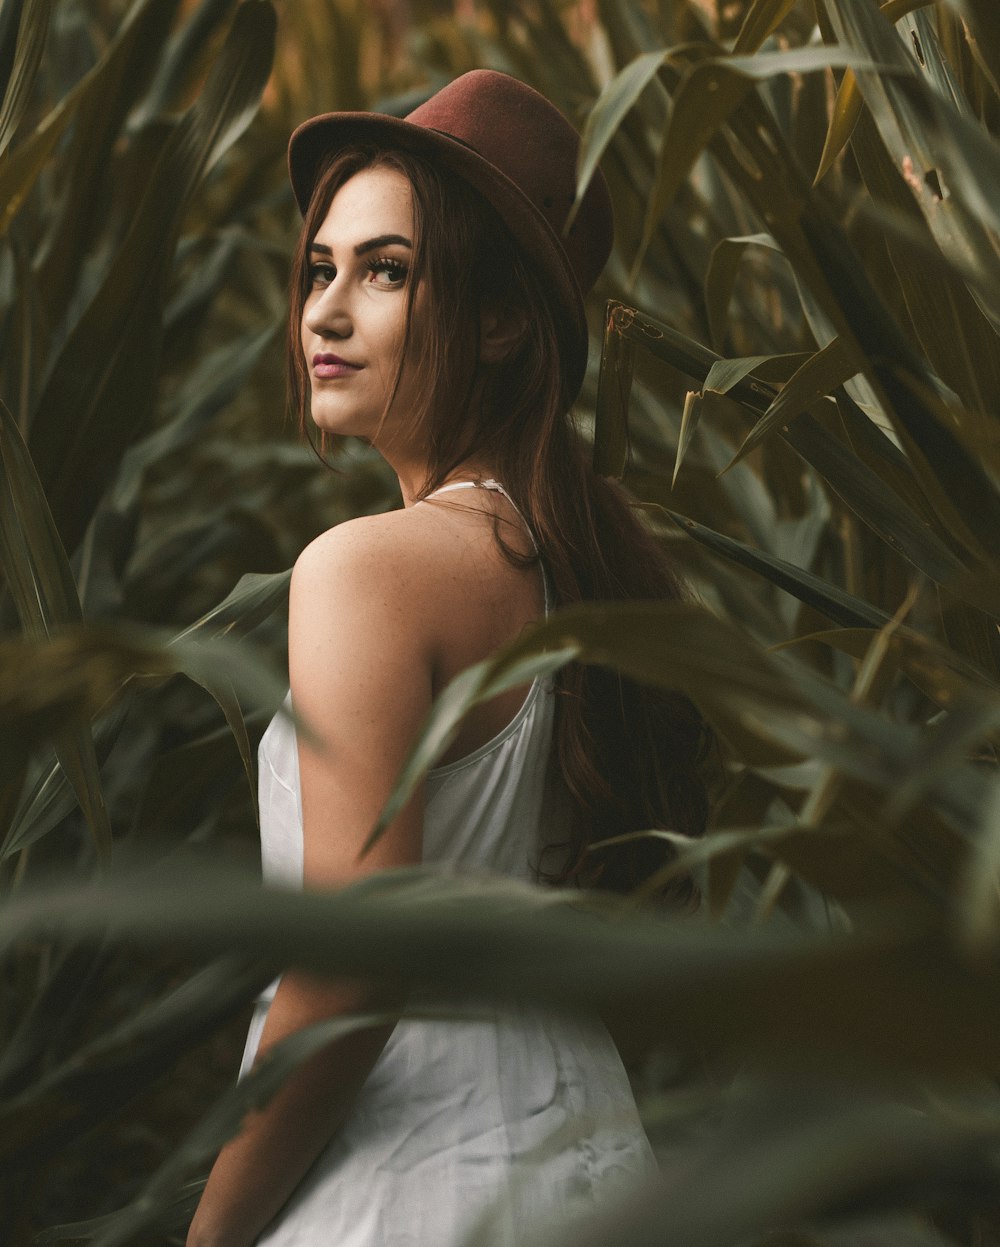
[303,275,352,339]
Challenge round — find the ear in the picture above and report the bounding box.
[479,303,527,365]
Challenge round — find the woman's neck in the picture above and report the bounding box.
[391,456,499,508]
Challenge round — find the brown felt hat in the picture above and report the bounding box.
[288,70,614,400]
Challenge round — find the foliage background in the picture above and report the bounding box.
[3,0,1000,1244]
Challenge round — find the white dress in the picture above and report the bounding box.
[242,482,656,1246]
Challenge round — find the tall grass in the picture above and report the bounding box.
[3,0,1000,1244]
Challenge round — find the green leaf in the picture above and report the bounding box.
[708,353,816,396]
[959,777,1000,952]
[0,0,52,157]
[794,209,1000,575]
[366,647,578,850]
[569,49,665,231]
[556,1086,1000,1247]
[847,106,1000,419]
[35,1181,205,1246]
[0,0,24,103]
[134,0,242,124]
[179,0,278,194]
[602,305,977,596]
[732,0,799,54]
[8,866,1000,1075]
[940,600,1000,682]
[0,956,270,1163]
[33,0,181,301]
[0,703,127,862]
[813,67,863,185]
[703,233,783,351]
[172,569,292,644]
[0,78,73,234]
[182,669,258,822]
[26,0,277,555]
[826,389,984,599]
[111,322,280,514]
[673,388,701,487]
[723,338,863,471]
[664,509,893,630]
[775,626,1000,702]
[0,627,286,847]
[826,0,1000,239]
[949,0,1000,96]
[634,46,895,282]
[0,398,80,633]
[0,399,110,858]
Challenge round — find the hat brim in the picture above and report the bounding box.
[288,111,589,399]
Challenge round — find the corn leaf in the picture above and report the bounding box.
[666,510,892,630]
[813,67,863,184]
[27,0,276,555]
[704,232,783,351]
[0,399,110,857]
[0,0,52,157]
[959,777,1000,951]
[777,626,1000,701]
[672,389,701,488]
[826,0,1000,240]
[135,0,242,124]
[0,957,270,1162]
[951,0,1000,95]
[722,338,863,471]
[551,1088,1000,1247]
[847,108,1000,418]
[635,46,894,282]
[593,300,635,477]
[570,49,665,231]
[33,0,181,304]
[5,866,1000,1074]
[732,0,799,54]
[172,569,291,644]
[605,305,977,594]
[796,209,1000,575]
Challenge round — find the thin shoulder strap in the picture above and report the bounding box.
[422,478,550,615]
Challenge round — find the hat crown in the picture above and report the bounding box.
[403,71,611,297]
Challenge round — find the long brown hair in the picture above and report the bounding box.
[289,147,712,901]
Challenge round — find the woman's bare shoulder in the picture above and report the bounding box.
[291,506,463,615]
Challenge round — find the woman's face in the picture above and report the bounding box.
[301,165,420,447]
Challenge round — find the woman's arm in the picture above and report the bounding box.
[187,516,435,1247]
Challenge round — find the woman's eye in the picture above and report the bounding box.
[308,262,336,288]
[366,256,408,287]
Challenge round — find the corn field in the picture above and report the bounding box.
[3,0,1000,1243]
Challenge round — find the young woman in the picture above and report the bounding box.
[188,69,709,1247]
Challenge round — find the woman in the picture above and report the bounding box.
[188,70,709,1247]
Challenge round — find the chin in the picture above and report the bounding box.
[310,406,371,440]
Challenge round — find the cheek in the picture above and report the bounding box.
[371,304,416,375]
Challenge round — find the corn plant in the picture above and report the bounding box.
[5,1,1000,1245]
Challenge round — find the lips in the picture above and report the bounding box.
[313,353,362,379]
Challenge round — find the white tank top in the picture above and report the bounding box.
[244,487,656,1242]
[256,479,565,902]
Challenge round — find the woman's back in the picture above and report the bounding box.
[246,485,656,1245]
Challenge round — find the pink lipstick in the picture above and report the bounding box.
[313,353,362,379]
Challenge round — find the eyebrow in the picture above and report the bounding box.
[309,234,413,258]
